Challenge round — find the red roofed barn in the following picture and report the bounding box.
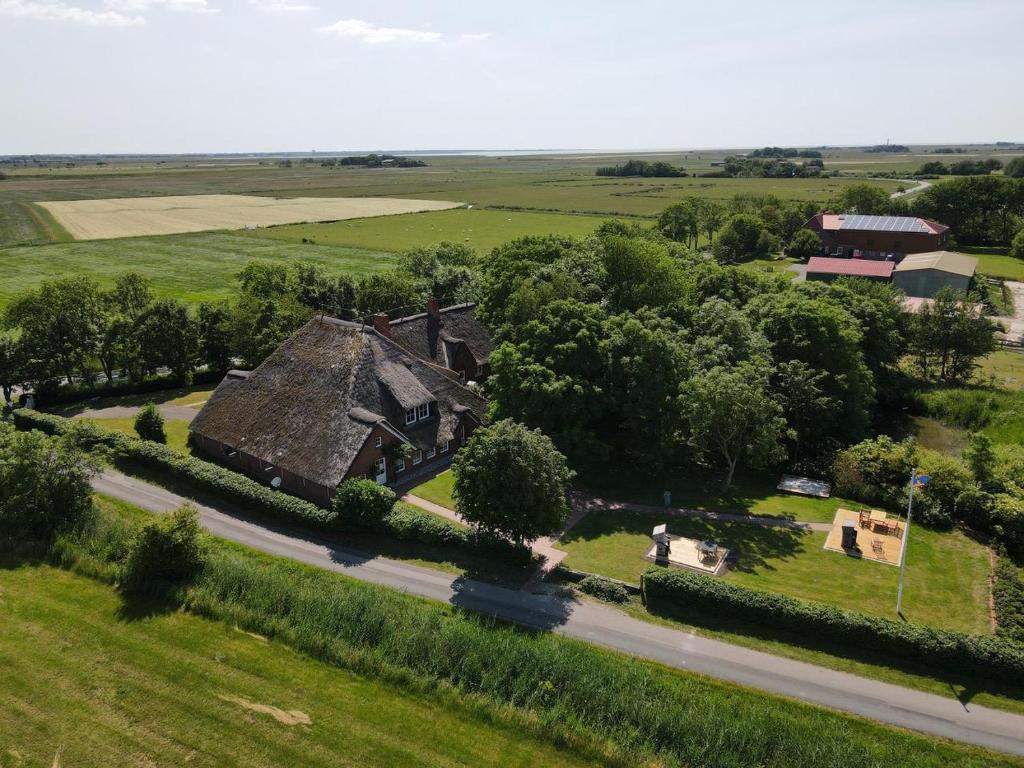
[805,214,949,260]
[805,257,895,283]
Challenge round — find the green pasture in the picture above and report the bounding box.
[0,232,396,308]
[0,560,598,768]
[245,208,614,257]
[557,506,993,634]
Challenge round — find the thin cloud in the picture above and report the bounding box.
[105,0,218,14]
[319,18,440,44]
[249,0,315,11]
[460,31,491,41]
[0,0,143,25]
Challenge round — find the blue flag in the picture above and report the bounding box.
[915,474,931,487]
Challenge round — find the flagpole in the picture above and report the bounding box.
[896,467,916,615]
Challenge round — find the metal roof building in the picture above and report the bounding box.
[892,251,978,298]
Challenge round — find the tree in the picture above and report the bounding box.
[108,271,153,321]
[452,419,574,544]
[4,277,105,384]
[135,299,198,382]
[0,423,98,543]
[134,402,167,443]
[964,432,996,485]
[698,199,726,245]
[712,214,778,263]
[831,183,891,215]
[680,361,790,490]
[122,504,206,593]
[1006,157,1024,178]
[786,228,820,259]
[356,271,424,316]
[1011,229,1024,260]
[909,288,997,381]
[237,261,291,299]
[598,234,687,312]
[0,335,25,405]
[658,200,700,248]
[332,478,396,528]
[196,302,233,373]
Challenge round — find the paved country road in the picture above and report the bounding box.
[94,469,1024,757]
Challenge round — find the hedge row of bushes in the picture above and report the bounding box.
[25,369,225,408]
[994,557,1024,644]
[642,567,1024,687]
[12,408,528,566]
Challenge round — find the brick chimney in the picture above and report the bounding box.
[371,312,391,338]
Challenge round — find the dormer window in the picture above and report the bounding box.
[405,408,417,425]
[417,403,430,420]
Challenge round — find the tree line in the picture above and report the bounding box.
[595,160,686,178]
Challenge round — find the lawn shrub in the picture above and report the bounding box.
[122,504,205,593]
[134,402,166,443]
[332,478,396,529]
[577,575,630,603]
[642,567,1024,687]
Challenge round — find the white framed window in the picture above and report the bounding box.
[440,440,450,453]
[405,408,417,425]
[374,436,382,448]
[427,446,436,459]
[412,450,423,466]
[417,403,430,420]
[396,458,406,473]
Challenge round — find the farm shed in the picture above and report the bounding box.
[805,256,895,283]
[892,251,977,298]
[189,316,487,505]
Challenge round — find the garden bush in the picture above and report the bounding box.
[122,504,206,593]
[134,402,166,443]
[332,478,396,529]
[994,556,1024,643]
[642,567,1024,687]
[26,368,223,408]
[577,575,630,603]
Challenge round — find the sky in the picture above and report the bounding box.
[2,0,1022,154]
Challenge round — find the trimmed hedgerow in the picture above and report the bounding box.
[577,575,630,604]
[642,566,1024,687]
[26,369,224,409]
[994,556,1024,643]
[11,409,528,565]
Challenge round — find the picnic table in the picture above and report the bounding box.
[870,510,887,523]
[697,540,720,563]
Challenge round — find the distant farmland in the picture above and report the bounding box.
[37,194,462,240]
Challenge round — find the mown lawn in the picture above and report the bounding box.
[557,507,993,634]
[409,470,456,509]
[81,416,192,453]
[590,471,857,524]
[0,562,599,768]
[0,232,397,308]
[958,248,1024,281]
[244,208,615,256]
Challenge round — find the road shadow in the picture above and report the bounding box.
[449,575,578,631]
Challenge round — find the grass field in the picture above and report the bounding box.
[977,349,1024,390]
[557,507,993,633]
[245,208,620,255]
[0,233,396,308]
[973,252,1024,281]
[0,561,599,768]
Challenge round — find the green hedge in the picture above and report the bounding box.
[642,566,1024,687]
[27,369,225,408]
[12,409,528,565]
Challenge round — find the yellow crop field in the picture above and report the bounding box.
[37,194,463,240]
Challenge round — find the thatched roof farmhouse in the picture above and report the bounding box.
[375,299,493,382]
[189,316,488,505]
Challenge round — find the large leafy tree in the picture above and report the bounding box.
[680,361,790,490]
[135,299,199,382]
[196,301,233,373]
[488,299,610,468]
[452,419,574,544]
[746,290,874,444]
[830,183,891,215]
[0,335,25,405]
[657,200,700,247]
[4,276,105,385]
[908,288,997,381]
[0,423,99,543]
[597,234,688,312]
[712,214,779,264]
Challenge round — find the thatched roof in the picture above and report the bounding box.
[190,316,487,488]
[388,302,493,369]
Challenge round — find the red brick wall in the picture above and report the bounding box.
[817,229,946,258]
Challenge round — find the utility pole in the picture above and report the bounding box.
[896,467,924,616]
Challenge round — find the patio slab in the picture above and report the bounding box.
[824,508,905,566]
[645,535,730,576]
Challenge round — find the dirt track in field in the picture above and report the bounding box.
[37,194,462,240]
